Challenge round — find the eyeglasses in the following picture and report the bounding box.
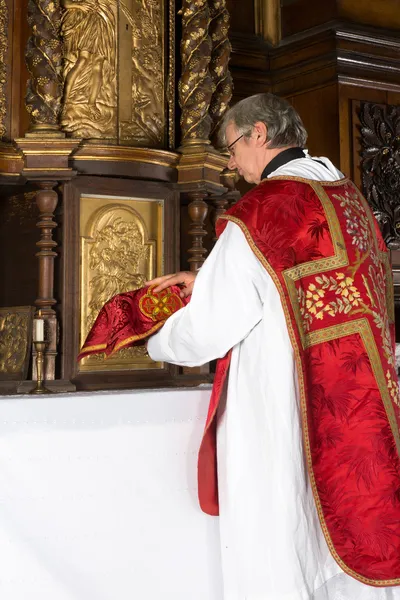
[226,134,244,157]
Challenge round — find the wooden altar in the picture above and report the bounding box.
[0,0,399,392]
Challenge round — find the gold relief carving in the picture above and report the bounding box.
[25,0,64,128]
[119,0,166,147]
[178,0,213,144]
[0,0,8,139]
[209,0,232,141]
[0,307,34,379]
[61,0,118,138]
[79,195,164,372]
[168,0,176,149]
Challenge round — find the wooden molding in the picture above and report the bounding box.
[254,0,281,46]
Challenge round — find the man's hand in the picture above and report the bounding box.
[146,271,196,298]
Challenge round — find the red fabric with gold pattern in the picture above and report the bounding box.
[200,177,400,586]
[78,285,189,360]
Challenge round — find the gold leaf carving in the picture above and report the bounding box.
[119,0,166,147]
[167,0,176,148]
[178,0,214,143]
[209,0,232,141]
[80,200,159,370]
[61,0,118,138]
[0,0,8,139]
[87,215,149,327]
[0,309,33,378]
[25,0,64,127]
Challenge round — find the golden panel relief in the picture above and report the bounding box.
[79,194,164,372]
[61,0,118,138]
[61,0,169,145]
[0,307,34,380]
[119,0,166,147]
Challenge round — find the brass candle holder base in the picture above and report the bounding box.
[29,341,54,395]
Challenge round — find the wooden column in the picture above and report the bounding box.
[209,193,229,243]
[14,138,80,389]
[187,191,209,271]
[14,0,80,389]
[34,181,59,379]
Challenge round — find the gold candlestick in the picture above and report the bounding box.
[29,341,53,395]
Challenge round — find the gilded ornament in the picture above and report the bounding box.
[61,0,118,138]
[119,0,166,147]
[0,308,34,379]
[178,0,214,143]
[25,0,64,128]
[167,0,176,148]
[209,0,233,142]
[80,199,161,371]
[0,0,8,139]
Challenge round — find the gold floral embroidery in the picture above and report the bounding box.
[298,272,362,331]
[386,370,400,407]
[333,190,370,254]
[305,284,325,318]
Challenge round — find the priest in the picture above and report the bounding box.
[147,93,400,600]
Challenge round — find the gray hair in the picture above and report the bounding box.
[219,93,308,149]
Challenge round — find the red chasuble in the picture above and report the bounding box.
[78,285,189,360]
[198,176,400,587]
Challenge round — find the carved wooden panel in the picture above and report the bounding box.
[359,102,400,249]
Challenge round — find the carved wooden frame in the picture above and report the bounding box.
[60,176,181,391]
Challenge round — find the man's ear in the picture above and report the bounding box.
[253,121,268,147]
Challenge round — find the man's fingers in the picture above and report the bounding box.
[146,274,185,293]
[145,274,173,287]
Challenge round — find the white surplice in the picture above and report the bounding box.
[148,154,400,600]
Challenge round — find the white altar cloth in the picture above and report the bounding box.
[0,386,222,600]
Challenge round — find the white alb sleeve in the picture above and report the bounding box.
[147,221,267,367]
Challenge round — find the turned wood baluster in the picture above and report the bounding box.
[187,192,209,272]
[33,181,59,380]
[210,194,230,242]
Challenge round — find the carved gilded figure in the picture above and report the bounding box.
[120,0,165,146]
[87,216,149,329]
[61,0,117,137]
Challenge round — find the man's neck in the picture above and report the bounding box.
[260,147,305,181]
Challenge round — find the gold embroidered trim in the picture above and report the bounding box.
[282,181,349,347]
[113,323,164,354]
[79,323,163,357]
[79,343,107,355]
[262,175,350,186]
[218,211,400,587]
